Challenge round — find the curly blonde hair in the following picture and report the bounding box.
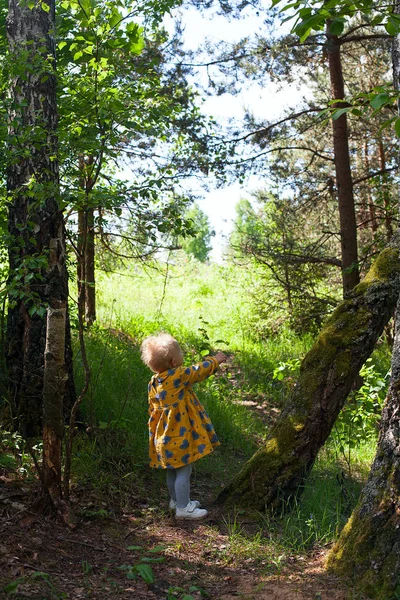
[140,333,182,373]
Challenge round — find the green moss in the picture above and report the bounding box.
[284,249,400,410]
[327,502,400,599]
[363,248,400,284]
[333,349,352,380]
[219,245,400,512]
[221,416,307,507]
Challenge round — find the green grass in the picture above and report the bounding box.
[70,257,388,552]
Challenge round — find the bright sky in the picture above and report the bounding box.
[164,4,308,261]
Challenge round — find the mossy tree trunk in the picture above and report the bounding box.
[217,243,400,510]
[325,293,400,598]
[324,13,400,598]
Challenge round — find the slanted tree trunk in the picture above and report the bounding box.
[326,25,360,295]
[325,11,400,597]
[6,0,75,437]
[325,293,400,598]
[217,243,400,510]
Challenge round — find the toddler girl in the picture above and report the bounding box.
[140,332,227,520]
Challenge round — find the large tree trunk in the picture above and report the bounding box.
[326,26,360,295]
[324,11,400,598]
[325,293,400,599]
[217,243,400,510]
[6,0,75,438]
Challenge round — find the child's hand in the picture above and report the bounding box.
[214,351,228,364]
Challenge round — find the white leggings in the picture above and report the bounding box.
[166,464,192,508]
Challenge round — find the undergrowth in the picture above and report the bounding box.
[0,259,391,566]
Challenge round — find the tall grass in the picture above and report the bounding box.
[71,256,389,551]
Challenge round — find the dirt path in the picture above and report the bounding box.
[0,479,367,600]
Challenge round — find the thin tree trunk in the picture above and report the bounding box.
[85,206,96,326]
[378,138,394,242]
[363,140,378,234]
[42,303,67,503]
[77,206,96,326]
[326,25,360,295]
[63,279,91,503]
[77,207,85,320]
[77,155,96,327]
[6,0,74,437]
[216,242,400,510]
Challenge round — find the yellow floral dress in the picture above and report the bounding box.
[147,357,220,469]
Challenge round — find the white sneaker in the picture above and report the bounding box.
[175,501,208,520]
[169,499,200,510]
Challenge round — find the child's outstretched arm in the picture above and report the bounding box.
[177,353,226,385]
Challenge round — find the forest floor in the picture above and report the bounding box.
[0,471,369,600]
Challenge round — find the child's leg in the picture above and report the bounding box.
[166,469,176,501]
[175,464,192,508]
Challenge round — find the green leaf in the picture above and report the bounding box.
[135,564,154,584]
[298,27,312,43]
[332,107,349,120]
[41,2,50,12]
[328,18,345,36]
[126,545,142,551]
[385,20,397,36]
[4,580,22,592]
[36,306,46,318]
[31,572,49,581]
[386,14,400,36]
[58,41,67,50]
[147,545,167,553]
[394,118,400,138]
[109,9,123,28]
[370,93,389,109]
[140,556,165,563]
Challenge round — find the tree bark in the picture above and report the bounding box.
[216,242,400,510]
[77,206,96,326]
[42,303,67,502]
[325,10,400,597]
[378,138,394,242]
[77,155,96,327]
[84,206,96,326]
[326,293,400,599]
[363,141,378,235]
[326,26,360,295]
[6,0,75,437]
